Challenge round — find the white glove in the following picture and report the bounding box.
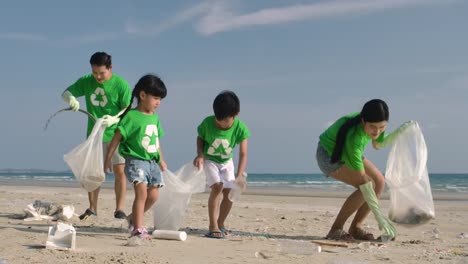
[62,90,80,112]
[380,120,417,148]
[102,115,120,127]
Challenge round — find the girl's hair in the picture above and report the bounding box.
[330,99,389,163]
[119,74,167,118]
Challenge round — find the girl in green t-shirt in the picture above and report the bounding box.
[104,74,168,240]
[316,99,414,241]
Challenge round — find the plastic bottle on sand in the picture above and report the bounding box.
[228,172,248,202]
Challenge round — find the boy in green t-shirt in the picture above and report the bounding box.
[104,74,167,240]
[61,52,131,220]
[193,91,250,239]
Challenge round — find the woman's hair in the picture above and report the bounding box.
[213,90,240,120]
[119,74,167,118]
[330,99,389,163]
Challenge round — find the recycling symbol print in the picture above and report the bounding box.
[90,87,108,107]
[142,125,159,153]
[207,139,232,159]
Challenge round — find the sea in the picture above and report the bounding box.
[0,171,467,195]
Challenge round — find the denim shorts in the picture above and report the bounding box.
[124,158,164,187]
[316,143,344,176]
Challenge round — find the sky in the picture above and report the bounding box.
[0,0,467,174]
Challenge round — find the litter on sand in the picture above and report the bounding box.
[46,222,76,250]
[23,200,74,221]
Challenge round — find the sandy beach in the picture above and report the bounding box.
[0,185,467,264]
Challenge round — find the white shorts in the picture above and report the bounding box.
[103,142,125,165]
[204,159,235,188]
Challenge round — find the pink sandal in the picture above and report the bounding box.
[131,228,152,240]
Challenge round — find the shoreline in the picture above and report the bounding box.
[1,181,467,201]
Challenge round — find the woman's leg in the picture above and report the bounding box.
[348,159,385,238]
[326,165,369,238]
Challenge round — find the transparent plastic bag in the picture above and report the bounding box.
[153,163,206,230]
[385,121,435,225]
[63,119,106,192]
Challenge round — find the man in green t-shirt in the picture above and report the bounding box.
[61,52,131,220]
[193,91,250,239]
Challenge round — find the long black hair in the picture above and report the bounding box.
[330,99,389,163]
[119,74,167,118]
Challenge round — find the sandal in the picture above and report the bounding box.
[78,208,97,220]
[349,228,375,241]
[326,229,355,241]
[114,210,127,219]
[205,230,226,239]
[220,228,232,236]
[131,227,152,240]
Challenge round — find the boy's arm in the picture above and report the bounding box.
[157,144,167,171]
[236,139,248,178]
[104,130,122,173]
[193,136,205,169]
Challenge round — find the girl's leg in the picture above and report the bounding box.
[132,182,148,230]
[217,188,233,231]
[207,183,224,236]
[145,186,159,212]
[348,159,385,239]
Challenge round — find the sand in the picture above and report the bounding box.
[0,185,467,264]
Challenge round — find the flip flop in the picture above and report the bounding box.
[220,228,232,236]
[205,231,226,239]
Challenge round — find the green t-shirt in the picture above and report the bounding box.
[319,112,384,170]
[197,116,250,164]
[117,109,165,161]
[67,73,131,142]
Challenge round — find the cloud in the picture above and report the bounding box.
[195,0,454,35]
[0,32,47,41]
[125,2,212,36]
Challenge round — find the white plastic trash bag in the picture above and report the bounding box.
[385,121,435,225]
[153,163,206,230]
[63,119,106,192]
